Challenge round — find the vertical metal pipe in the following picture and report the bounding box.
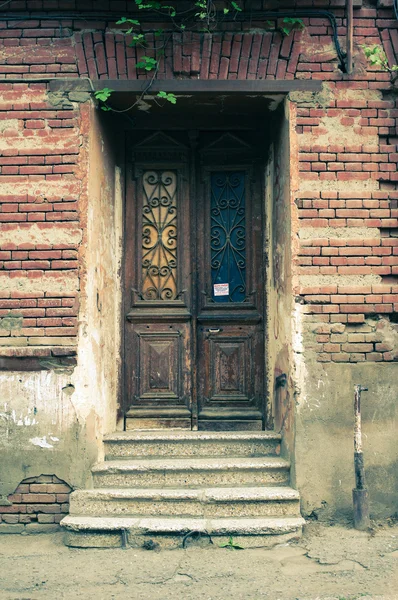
[346,0,354,74]
[353,384,365,488]
[353,384,370,530]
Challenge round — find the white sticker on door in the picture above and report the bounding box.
[213,283,229,296]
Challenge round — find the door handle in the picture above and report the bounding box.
[207,328,222,333]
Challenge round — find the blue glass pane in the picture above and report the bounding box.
[210,171,246,303]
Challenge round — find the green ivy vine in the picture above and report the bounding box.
[362,44,398,85]
[93,0,304,111]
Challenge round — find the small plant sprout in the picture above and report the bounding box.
[280,17,305,36]
[363,44,389,70]
[219,536,244,550]
[362,44,398,81]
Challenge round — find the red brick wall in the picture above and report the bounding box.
[0,4,398,82]
[0,84,82,355]
[0,475,71,529]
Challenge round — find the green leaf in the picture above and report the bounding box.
[116,17,140,26]
[281,17,305,36]
[283,17,305,27]
[231,1,242,12]
[163,4,176,16]
[136,56,158,70]
[129,33,145,46]
[362,44,391,71]
[223,7,229,14]
[157,91,177,104]
[137,0,161,8]
[94,88,114,103]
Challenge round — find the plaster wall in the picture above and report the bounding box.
[295,360,398,520]
[0,103,123,499]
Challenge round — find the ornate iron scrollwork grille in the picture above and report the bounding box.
[210,171,246,303]
[142,170,178,301]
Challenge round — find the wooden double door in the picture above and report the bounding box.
[124,129,266,430]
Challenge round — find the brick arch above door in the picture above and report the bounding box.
[75,30,301,81]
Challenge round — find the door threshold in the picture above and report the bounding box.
[125,407,191,431]
[198,420,263,431]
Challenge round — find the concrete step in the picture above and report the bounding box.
[103,430,282,460]
[92,457,290,488]
[69,486,301,518]
[61,515,305,549]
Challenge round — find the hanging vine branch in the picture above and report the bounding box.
[93,0,304,111]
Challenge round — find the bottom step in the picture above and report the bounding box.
[61,515,305,549]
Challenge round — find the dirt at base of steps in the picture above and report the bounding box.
[0,522,398,600]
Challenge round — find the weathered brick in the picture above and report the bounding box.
[2,515,20,524]
[366,352,384,362]
[46,484,71,494]
[342,343,374,353]
[37,514,56,523]
[21,494,56,503]
[26,504,61,514]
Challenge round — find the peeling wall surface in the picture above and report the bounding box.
[0,370,95,497]
[0,0,397,521]
[0,103,123,501]
[295,361,398,520]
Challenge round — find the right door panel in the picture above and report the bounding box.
[196,134,265,430]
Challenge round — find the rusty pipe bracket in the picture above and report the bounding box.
[121,528,128,549]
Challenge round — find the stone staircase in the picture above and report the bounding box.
[61,431,305,549]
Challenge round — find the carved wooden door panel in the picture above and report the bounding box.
[124,131,265,431]
[124,133,192,430]
[195,134,265,430]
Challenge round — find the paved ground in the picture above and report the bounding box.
[0,522,397,599]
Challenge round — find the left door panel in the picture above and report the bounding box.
[123,133,192,430]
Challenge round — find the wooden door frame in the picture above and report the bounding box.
[121,121,279,431]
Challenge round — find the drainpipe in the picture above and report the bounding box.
[346,0,354,74]
[353,385,370,530]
